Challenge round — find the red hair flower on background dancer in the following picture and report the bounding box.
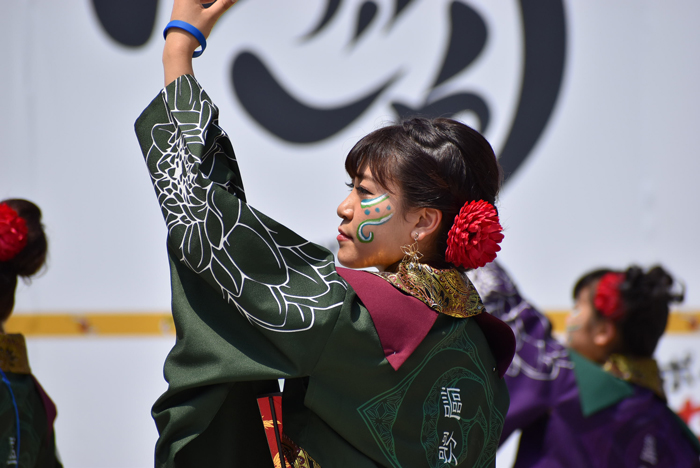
[593,272,626,321]
[0,203,28,262]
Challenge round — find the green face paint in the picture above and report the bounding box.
[360,193,389,209]
[357,194,393,243]
[357,213,394,243]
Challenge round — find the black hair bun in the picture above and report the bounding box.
[621,265,684,310]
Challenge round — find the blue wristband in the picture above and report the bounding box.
[163,20,207,58]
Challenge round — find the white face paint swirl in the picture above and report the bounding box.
[360,193,390,210]
[356,193,394,243]
[357,212,394,243]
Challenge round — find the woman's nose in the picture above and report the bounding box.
[337,194,354,220]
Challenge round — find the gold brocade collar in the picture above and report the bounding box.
[0,333,31,374]
[603,354,666,400]
[373,262,484,318]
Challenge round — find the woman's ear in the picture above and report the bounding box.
[413,208,442,241]
[592,319,619,350]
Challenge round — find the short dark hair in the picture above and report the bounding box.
[0,199,48,322]
[344,117,502,266]
[572,265,683,357]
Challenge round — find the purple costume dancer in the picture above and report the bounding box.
[469,262,700,468]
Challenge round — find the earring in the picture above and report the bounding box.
[401,232,423,265]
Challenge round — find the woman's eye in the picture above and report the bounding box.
[356,185,372,196]
[345,181,373,196]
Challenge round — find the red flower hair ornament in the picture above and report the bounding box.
[445,200,504,270]
[593,272,626,321]
[0,203,28,262]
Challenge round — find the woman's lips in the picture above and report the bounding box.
[337,229,352,242]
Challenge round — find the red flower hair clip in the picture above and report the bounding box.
[445,200,504,270]
[593,272,626,321]
[0,203,28,262]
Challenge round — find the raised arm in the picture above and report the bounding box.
[162,0,237,86]
[138,6,358,462]
[137,0,347,347]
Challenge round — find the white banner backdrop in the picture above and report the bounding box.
[1,0,699,466]
[2,1,698,311]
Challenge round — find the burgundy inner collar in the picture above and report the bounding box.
[337,267,514,376]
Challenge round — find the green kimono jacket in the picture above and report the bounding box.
[0,334,62,467]
[135,75,511,468]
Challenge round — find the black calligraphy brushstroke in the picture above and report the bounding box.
[392,0,418,23]
[498,0,567,182]
[227,0,566,180]
[391,3,489,133]
[91,0,158,47]
[392,93,490,133]
[303,0,343,40]
[232,52,397,143]
[90,0,566,186]
[353,2,379,43]
[432,1,487,88]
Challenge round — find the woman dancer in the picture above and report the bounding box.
[0,199,62,467]
[469,262,700,467]
[136,1,514,466]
